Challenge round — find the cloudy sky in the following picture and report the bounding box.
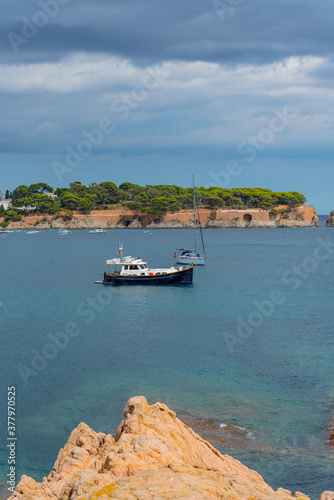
[1,0,334,212]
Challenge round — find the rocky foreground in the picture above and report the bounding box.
[9,397,334,500]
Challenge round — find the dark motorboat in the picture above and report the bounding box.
[95,247,193,285]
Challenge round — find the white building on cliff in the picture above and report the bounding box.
[0,191,12,210]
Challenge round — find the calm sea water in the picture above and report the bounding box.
[1,217,333,499]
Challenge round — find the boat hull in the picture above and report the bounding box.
[102,266,193,285]
[175,256,206,266]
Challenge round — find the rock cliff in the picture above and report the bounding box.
[1,205,319,230]
[8,397,333,500]
[326,211,334,227]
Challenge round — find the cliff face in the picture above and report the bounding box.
[8,396,331,500]
[326,211,334,227]
[1,205,319,230]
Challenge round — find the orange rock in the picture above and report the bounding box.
[318,493,334,500]
[8,396,318,500]
[330,425,334,445]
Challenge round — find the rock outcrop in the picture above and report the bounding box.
[326,211,334,227]
[8,396,333,500]
[318,494,334,500]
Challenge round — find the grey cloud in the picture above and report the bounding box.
[2,0,334,66]
[1,0,334,181]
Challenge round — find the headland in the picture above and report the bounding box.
[1,205,319,230]
[0,183,319,229]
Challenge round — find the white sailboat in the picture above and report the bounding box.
[174,174,206,266]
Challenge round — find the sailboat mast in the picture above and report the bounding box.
[192,173,197,254]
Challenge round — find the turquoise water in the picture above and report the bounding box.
[1,221,334,498]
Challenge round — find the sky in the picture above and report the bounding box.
[0,0,333,213]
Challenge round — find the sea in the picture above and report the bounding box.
[0,215,333,499]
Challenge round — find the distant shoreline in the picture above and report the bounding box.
[1,205,319,230]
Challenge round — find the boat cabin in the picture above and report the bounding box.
[106,256,173,276]
[121,259,149,275]
[179,249,193,256]
[177,249,202,258]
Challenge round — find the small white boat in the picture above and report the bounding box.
[55,229,71,235]
[174,249,206,265]
[0,229,14,234]
[26,230,41,234]
[89,228,107,234]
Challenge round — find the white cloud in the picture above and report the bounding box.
[0,53,139,93]
[0,52,325,96]
[1,51,333,156]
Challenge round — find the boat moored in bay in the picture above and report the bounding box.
[174,173,206,266]
[55,229,71,235]
[89,228,107,234]
[174,248,206,265]
[95,246,193,285]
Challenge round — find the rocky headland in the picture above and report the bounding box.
[8,397,333,500]
[1,205,319,230]
[326,211,334,227]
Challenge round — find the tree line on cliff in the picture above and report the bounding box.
[0,181,307,222]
